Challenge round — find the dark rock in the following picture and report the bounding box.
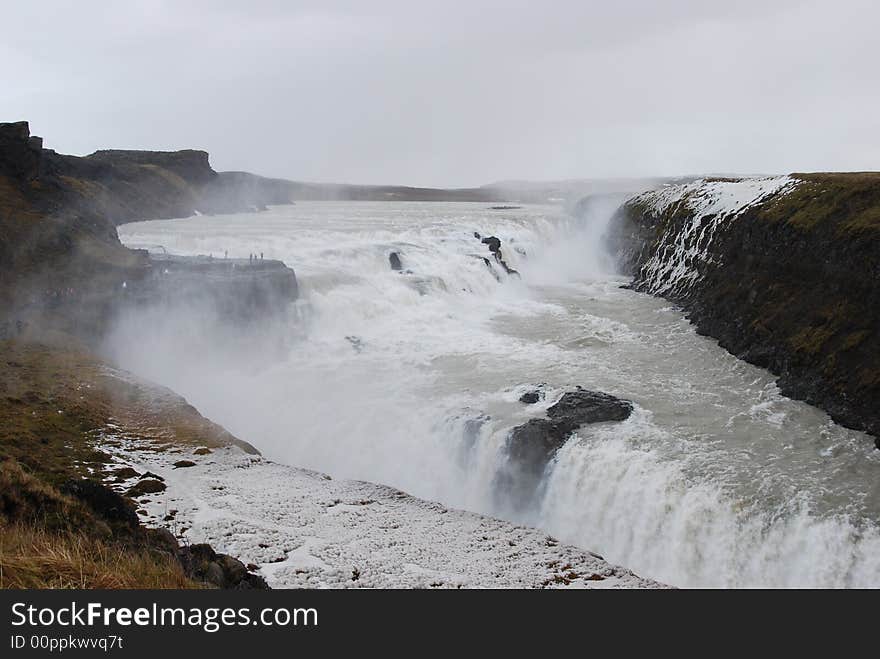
[546,389,633,426]
[138,253,299,323]
[218,554,251,584]
[474,232,481,239]
[481,236,502,253]
[172,460,196,469]
[519,390,543,404]
[499,390,633,512]
[193,447,212,455]
[389,252,403,271]
[0,121,43,180]
[61,479,139,528]
[127,478,166,498]
[476,235,519,277]
[498,260,519,277]
[204,562,226,587]
[0,120,299,348]
[146,527,180,553]
[178,544,269,590]
[113,467,141,480]
[139,472,164,482]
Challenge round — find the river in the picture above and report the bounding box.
[116,200,880,587]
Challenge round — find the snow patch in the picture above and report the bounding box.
[630,176,799,296]
[98,431,664,589]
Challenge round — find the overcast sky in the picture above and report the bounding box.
[3,1,878,186]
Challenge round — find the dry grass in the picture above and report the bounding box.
[0,339,254,479]
[0,523,199,589]
[758,172,880,234]
[0,460,94,531]
[0,460,201,589]
[0,338,252,589]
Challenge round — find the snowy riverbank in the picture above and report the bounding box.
[99,431,664,589]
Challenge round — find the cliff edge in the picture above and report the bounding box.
[608,173,880,446]
[0,121,298,340]
[0,122,300,588]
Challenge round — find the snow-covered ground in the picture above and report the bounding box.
[99,432,664,589]
[630,176,799,295]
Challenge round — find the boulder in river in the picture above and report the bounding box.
[481,235,502,254]
[498,389,633,512]
[477,235,519,277]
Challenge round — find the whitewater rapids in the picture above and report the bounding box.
[115,200,880,588]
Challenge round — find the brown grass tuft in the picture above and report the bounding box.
[0,523,200,589]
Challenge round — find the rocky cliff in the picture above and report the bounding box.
[0,121,298,341]
[608,173,880,447]
[0,122,299,588]
[16,124,295,226]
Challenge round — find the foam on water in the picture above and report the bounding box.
[115,200,880,587]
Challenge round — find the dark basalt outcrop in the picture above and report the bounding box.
[508,390,633,468]
[0,122,43,180]
[608,173,880,447]
[0,122,299,341]
[500,390,633,511]
[389,251,403,271]
[133,254,298,319]
[178,543,269,590]
[478,234,519,277]
[38,140,295,225]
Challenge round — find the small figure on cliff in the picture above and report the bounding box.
[260,252,264,260]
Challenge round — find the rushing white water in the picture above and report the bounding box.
[115,200,880,588]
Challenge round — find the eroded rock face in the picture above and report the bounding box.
[134,254,299,322]
[0,121,43,180]
[608,174,880,447]
[499,390,633,512]
[0,122,300,344]
[508,390,633,468]
[477,234,519,277]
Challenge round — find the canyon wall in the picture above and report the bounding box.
[608,173,880,446]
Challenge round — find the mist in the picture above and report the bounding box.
[104,199,621,503]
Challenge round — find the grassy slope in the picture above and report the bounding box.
[0,338,256,588]
[760,172,880,234]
